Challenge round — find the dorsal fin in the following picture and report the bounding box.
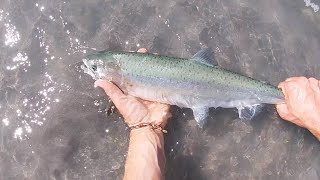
[190,48,218,67]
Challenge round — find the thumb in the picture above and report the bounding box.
[309,78,320,101]
[276,103,296,120]
[95,80,127,107]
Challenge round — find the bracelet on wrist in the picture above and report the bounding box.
[129,123,167,133]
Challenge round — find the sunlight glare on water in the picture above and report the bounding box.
[2,118,9,126]
[0,5,82,140]
[304,0,319,12]
[0,10,20,47]
[1,0,320,179]
[9,71,71,140]
[4,23,20,47]
[6,52,30,71]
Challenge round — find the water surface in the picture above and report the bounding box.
[0,0,320,179]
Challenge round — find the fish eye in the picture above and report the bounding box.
[91,64,97,71]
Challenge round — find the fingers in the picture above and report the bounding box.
[280,77,308,95]
[129,48,148,53]
[276,103,306,127]
[284,76,308,83]
[278,82,287,100]
[139,99,154,106]
[309,78,320,107]
[278,81,285,89]
[278,77,310,98]
[277,78,303,119]
[277,76,320,128]
[95,80,127,108]
[276,103,296,120]
[309,78,320,93]
[137,48,148,53]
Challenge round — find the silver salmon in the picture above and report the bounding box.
[81,48,284,127]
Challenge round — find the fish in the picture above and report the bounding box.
[81,48,284,127]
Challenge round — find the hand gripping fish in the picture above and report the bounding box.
[81,48,284,127]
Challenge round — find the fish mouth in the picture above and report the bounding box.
[81,59,98,80]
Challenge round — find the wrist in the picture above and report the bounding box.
[125,126,166,180]
[130,123,168,133]
[125,127,166,180]
[130,126,164,138]
[129,126,165,152]
[303,113,320,137]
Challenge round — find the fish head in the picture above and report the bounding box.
[81,52,120,80]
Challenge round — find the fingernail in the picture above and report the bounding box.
[94,79,103,88]
[137,48,147,53]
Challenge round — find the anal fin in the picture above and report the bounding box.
[192,107,209,128]
[237,104,263,120]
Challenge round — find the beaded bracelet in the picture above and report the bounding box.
[129,123,168,133]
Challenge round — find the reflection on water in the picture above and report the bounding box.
[4,22,20,47]
[304,0,319,12]
[0,0,320,179]
[6,52,29,71]
[1,11,20,47]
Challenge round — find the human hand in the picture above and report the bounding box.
[95,48,171,129]
[276,77,320,130]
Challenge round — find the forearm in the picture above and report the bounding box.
[123,127,166,180]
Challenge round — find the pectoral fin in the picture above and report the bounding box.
[192,107,210,128]
[237,104,263,120]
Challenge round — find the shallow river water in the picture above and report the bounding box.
[0,0,320,179]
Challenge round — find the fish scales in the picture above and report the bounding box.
[82,48,284,127]
[115,53,281,97]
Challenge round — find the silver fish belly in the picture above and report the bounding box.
[82,48,284,127]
